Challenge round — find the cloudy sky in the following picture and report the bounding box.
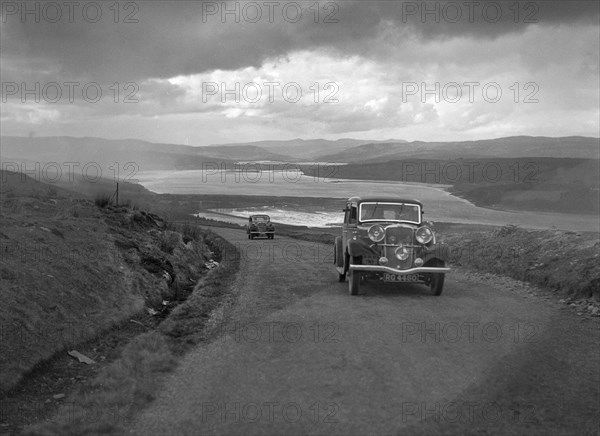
[1,0,598,146]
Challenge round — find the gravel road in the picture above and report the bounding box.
[128,228,599,436]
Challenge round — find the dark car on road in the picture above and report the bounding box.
[247,214,275,239]
[334,197,449,295]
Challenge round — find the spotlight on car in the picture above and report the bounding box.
[395,245,410,261]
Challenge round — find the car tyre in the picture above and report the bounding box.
[428,260,446,296]
[348,256,360,295]
[334,238,347,282]
[430,273,444,296]
[349,270,360,295]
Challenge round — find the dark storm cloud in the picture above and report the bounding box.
[1,0,598,84]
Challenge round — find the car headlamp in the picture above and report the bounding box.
[368,224,385,242]
[416,226,433,244]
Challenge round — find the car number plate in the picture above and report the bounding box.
[383,273,420,283]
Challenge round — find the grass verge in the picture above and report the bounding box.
[22,230,240,435]
[443,225,600,300]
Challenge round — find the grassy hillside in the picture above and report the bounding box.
[0,136,261,171]
[209,138,405,159]
[0,171,216,393]
[316,136,600,162]
[443,225,600,300]
[301,158,600,214]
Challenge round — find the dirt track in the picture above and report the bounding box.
[129,228,599,435]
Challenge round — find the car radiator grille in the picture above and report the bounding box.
[384,227,414,270]
[385,227,413,245]
[257,223,267,232]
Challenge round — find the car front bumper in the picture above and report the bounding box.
[349,265,449,274]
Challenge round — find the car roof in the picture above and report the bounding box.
[250,214,270,218]
[347,196,423,207]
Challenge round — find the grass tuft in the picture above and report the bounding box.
[94,194,113,208]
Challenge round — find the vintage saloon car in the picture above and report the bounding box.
[247,214,275,239]
[334,197,449,296]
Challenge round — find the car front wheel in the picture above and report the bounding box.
[349,270,360,295]
[334,244,347,282]
[348,256,360,295]
[430,273,445,296]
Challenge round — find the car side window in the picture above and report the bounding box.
[349,205,357,224]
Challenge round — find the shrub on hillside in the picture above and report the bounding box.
[94,194,113,208]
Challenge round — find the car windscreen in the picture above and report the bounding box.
[359,203,421,224]
[251,216,269,222]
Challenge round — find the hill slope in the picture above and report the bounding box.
[301,157,600,214]
[0,136,284,170]
[317,136,600,162]
[209,138,406,159]
[0,170,215,392]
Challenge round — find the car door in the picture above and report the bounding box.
[342,201,358,253]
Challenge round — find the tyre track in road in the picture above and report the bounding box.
[128,228,599,435]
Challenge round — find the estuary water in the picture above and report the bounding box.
[136,169,599,232]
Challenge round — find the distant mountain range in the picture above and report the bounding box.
[1,136,598,172]
[208,138,406,159]
[316,136,600,163]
